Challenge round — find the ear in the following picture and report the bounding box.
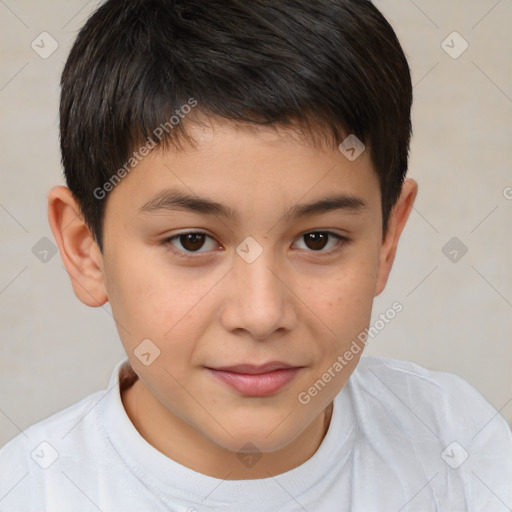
[48,186,108,307]
[374,178,418,297]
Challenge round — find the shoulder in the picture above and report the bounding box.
[0,388,106,457]
[353,353,483,398]
[0,389,106,502]
[354,353,493,403]
[346,355,512,505]
[351,354,510,435]
[354,354,497,404]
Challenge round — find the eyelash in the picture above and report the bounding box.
[161,231,348,260]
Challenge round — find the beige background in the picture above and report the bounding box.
[0,0,511,448]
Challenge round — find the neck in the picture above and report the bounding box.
[121,378,334,480]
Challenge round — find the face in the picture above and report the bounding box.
[98,118,390,455]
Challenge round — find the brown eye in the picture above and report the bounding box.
[163,230,347,259]
[294,231,346,253]
[179,233,206,252]
[304,232,329,250]
[164,232,218,255]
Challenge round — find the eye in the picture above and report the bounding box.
[164,232,218,256]
[162,230,347,259]
[293,231,347,253]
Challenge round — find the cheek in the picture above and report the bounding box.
[309,250,380,357]
[294,260,378,404]
[322,253,379,317]
[105,251,219,364]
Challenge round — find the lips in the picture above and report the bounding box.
[212,362,297,374]
[206,361,303,397]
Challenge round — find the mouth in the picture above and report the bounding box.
[205,362,304,397]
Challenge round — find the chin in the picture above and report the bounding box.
[207,418,304,454]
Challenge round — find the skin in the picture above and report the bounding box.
[48,117,417,480]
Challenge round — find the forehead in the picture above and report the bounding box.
[104,118,380,222]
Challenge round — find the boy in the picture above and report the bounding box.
[1,0,511,510]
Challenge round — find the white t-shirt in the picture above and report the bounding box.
[1,355,511,511]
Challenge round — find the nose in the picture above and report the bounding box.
[220,245,298,341]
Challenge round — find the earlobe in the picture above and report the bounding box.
[47,186,108,307]
[374,178,418,297]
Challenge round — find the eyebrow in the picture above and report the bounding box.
[138,189,367,221]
